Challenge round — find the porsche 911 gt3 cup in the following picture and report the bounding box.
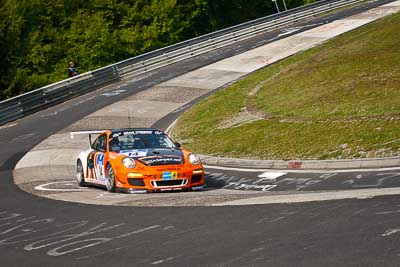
[70,128,205,193]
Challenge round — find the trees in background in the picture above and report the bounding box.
[0,0,313,100]
[207,0,310,30]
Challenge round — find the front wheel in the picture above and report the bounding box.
[76,160,87,187]
[105,164,116,192]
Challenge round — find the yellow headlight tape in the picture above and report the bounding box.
[127,172,142,178]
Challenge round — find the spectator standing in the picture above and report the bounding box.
[68,61,79,77]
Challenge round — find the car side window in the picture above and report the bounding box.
[92,134,107,151]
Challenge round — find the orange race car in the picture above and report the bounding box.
[70,128,204,193]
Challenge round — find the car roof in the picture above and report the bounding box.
[110,128,161,134]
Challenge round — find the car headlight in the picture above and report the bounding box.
[122,157,136,169]
[188,153,200,165]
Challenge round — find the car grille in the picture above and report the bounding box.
[127,178,145,187]
[151,179,188,188]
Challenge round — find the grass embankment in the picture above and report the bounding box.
[173,13,400,160]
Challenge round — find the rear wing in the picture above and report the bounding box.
[70,130,107,145]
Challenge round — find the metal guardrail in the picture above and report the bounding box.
[0,0,364,125]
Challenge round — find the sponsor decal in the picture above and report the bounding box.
[191,185,204,191]
[128,189,147,194]
[113,130,156,138]
[139,156,182,166]
[162,172,178,180]
[120,149,148,158]
[130,130,153,135]
[112,132,122,138]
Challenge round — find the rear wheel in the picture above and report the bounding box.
[105,164,116,192]
[76,160,87,187]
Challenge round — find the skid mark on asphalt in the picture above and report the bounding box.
[40,95,97,118]
[10,132,36,143]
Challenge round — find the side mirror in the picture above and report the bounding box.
[174,142,181,148]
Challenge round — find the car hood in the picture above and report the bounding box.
[118,148,184,166]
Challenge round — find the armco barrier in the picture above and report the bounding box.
[0,0,365,125]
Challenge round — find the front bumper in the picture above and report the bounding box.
[114,166,205,193]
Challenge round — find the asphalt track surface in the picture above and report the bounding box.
[1,1,400,266]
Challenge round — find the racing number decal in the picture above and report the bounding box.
[95,153,105,180]
[85,152,106,182]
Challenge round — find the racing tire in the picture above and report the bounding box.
[105,164,116,192]
[76,160,87,187]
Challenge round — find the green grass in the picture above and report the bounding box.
[173,13,400,160]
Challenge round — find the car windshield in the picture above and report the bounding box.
[109,130,176,152]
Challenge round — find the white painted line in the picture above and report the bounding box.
[116,225,160,239]
[101,89,126,97]
[212,187,400,206]
[96,193,128,199]
[165,119,178,135]
[0,123,18,130]
[152,256,178,265]
[257,172,287,183]
[376,209,400,215]
[258,172,287,179]
[34,181,87,192]
[203,164,400,173]
[381,229,400,237]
